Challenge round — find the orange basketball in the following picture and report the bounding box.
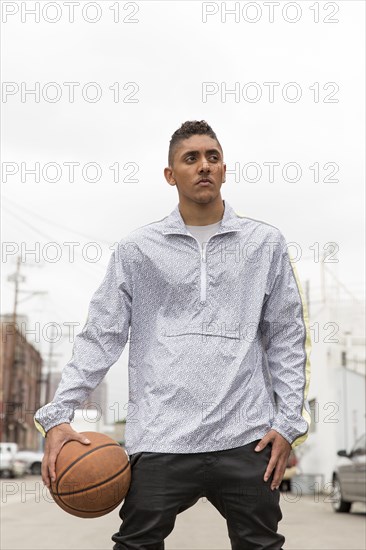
[50,431,131,518]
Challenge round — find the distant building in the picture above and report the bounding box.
[69,408,104,433]
[298,298,365,487]
[0,315,43,449]
[49,371,108,423]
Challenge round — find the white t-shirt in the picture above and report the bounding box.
[185,221,221,255]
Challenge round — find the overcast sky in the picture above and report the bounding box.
[2,0,365,424]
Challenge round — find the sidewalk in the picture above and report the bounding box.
[1,477,365,549]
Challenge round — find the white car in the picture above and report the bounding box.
[15,450,44,475]
[332,433,366,512]
[0,443,26,478]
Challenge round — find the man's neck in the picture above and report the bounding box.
[178,197,225,226]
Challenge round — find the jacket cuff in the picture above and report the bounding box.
[34,402,75,434]
[271,414,309,446]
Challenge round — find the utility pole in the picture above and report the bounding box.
[342,331,352,450]
[4,256,47,442]
[320,250,327,305]
[43,324,73,405]
[5,257,25,441]
[45,324,56,404]
[44,330,63,405]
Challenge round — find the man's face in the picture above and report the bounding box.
[164,134,226,204]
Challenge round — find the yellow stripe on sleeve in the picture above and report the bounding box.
[288,253,312,449]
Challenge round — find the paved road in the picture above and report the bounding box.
[1,475,365,549]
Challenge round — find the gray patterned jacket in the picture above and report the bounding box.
[34,199,312,454]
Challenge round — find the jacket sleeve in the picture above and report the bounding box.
[259,231,312,448]
[34,242,133,434]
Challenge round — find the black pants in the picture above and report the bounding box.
[112,439,285,550]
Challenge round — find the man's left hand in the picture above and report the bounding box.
[254,429,291,491]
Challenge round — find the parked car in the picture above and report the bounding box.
[0,443,27,478]
[331,433,366,512]
[15,450,44,475]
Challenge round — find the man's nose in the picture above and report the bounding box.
[199,161,210,172]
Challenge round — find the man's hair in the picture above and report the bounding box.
[168,120,222,167]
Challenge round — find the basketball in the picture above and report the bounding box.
[50,431,131,518]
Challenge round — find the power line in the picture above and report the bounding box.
[323,263,362,303]
[3,204,57,242]
[3,195,114,246]
[2,204,109,276]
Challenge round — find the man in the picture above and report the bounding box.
[34,120,312,549]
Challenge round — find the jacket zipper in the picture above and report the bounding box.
[200,243,207,303]
[190,236,214,304]
[187,230,239,304]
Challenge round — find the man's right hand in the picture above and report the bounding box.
[41,423,91,488]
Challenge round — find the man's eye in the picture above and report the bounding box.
[186,156,196,162]
[209,155,219,161]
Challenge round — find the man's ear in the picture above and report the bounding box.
[164,166,176,186]
[222,162,226,183]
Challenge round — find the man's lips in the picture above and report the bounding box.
[196,178,213,186]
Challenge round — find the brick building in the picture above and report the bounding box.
[0,315,43,449]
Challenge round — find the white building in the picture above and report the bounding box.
[298,295,365,488]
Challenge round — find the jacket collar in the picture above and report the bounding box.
[162,199,243,236]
